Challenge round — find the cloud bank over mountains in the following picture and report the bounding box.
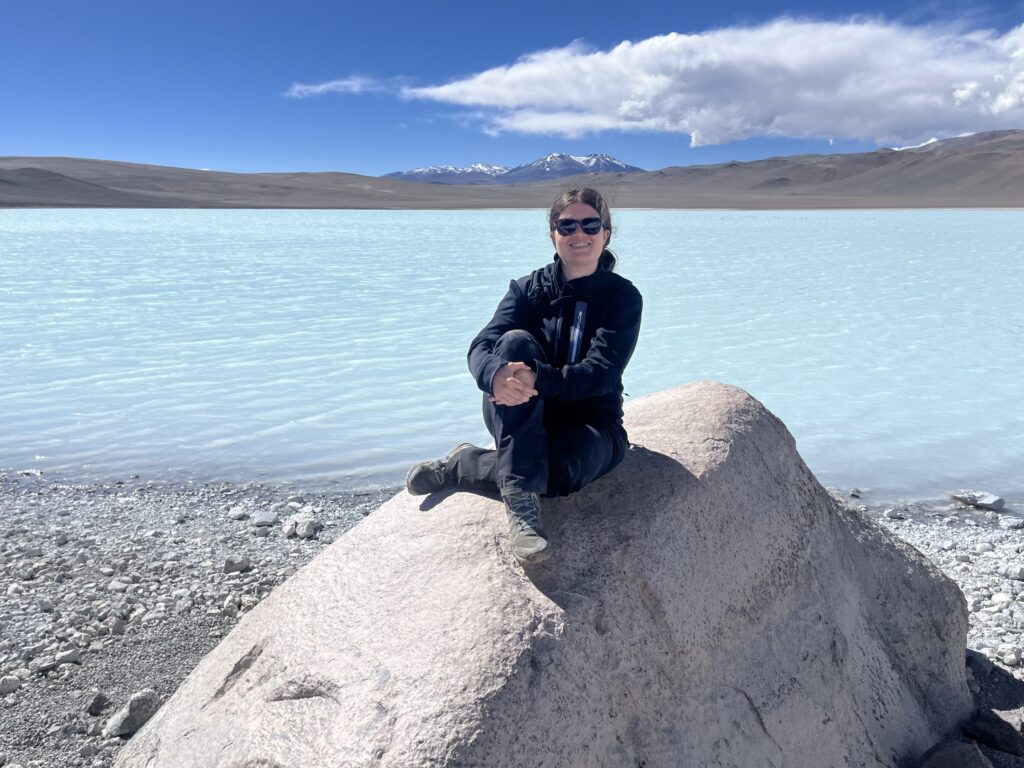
[288,18,1024,147]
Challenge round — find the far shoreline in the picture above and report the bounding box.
[4,134,1024,209]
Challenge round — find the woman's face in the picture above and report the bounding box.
[550,202,610,280]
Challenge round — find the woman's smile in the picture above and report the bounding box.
[551,202,610,279]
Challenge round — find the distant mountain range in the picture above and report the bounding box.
[2,131,1023,209]
[384,153,645,184]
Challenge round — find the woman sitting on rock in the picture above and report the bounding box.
[405,187,643,564]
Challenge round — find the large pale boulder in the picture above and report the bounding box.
[115,382,971,767]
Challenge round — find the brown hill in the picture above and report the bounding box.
[2,131,1023,209]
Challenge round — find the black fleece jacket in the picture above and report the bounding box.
[468,255,643,426]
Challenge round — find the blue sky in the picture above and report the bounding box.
[3,0,1023,175]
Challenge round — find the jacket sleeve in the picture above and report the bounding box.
[532,284,642,401]
[467,280,527,396]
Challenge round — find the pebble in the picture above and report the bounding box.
[104,616,127,635]
[223,555,252,574]
[102,688,161,737]
[226,506,249,521]
[54,649,82,666]
[252,508,278,527]
[0,675,21,694]
[1003,565,1024,581]
[86,691,110,716]
[283,511,322,539]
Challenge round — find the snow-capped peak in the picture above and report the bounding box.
[404,163,508,175]
[385,152,645,184]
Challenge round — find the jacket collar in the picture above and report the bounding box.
[550,254,614,298]
[526,254,615,305]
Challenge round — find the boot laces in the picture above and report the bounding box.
[505,492,541,531]
[430,461,447,486]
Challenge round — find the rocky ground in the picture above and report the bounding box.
[0,473,394,768]
[849,489,1024,768]
[0,474,1022,768]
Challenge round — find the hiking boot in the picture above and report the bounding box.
[503,490,550,564]
[405,443,473,496]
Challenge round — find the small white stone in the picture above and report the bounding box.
[102,689,161,737]
[283,512,322,539]
[55,649,81,666]
[0,675,21,694]
[1002,565,1024,581]
[252,509,278,527]
[999,647,1023,667]
[226,506,248,521]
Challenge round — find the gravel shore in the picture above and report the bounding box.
[0,473,394,768]
[1,474,1022,768]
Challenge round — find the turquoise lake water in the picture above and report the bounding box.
[1,208,1021,501]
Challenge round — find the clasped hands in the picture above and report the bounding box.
[489,362,538,406]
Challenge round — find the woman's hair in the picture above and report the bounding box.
[548,187,617,271]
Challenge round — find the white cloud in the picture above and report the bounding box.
[285,76,385,98]
[399,18,1024,145]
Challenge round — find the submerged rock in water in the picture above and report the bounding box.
[115,382,972,768]
[951,490,1006,511]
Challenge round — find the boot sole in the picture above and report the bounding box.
[513,542,551,564]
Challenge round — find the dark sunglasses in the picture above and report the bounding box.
[554,217,603,236]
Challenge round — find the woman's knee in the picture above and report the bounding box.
[494,329,544,360]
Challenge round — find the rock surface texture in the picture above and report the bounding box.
[114,382,972,768]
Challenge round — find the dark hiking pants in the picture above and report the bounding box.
[449,329,626,498]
